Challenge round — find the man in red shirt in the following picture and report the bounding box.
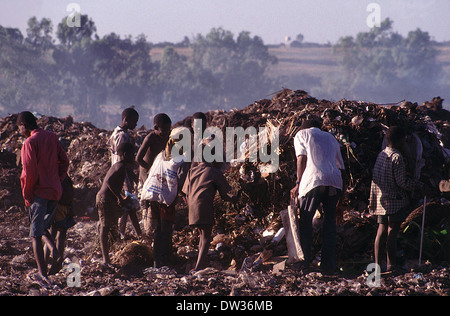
[17,111,69,283]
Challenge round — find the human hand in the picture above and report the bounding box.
[290,184,299,199]
[118,196,131,208]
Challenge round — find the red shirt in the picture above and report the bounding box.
[20,128,70,206]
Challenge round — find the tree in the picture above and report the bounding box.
[0,22,60,115]
[53,15,102,120]
[1,17,280,128]
[290,33,304,47]
[26,17,54,50]
[190,28,277,109]
[56,14,97,48]
[90,33,156,106]
[318,18,442,103]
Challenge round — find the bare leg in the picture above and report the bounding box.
[118,213,127,237]
[128,211,142,237]
[31,236,48,277]
[374,223,387,271]
[100,225,111,264]
[386,221,400,271]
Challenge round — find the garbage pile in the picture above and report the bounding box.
[189,88,450,265]
[1,88,450,296]
[197,89,450,211]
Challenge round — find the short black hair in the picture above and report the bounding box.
[122,107,139,120]
[117,142,135,156]
[17,111,38,130]
[154,113,171,127]
[191,112,207,131]
[300,119,321,130]
[386,126,406,147]
[192,112,207,121]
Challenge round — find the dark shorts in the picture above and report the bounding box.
[29,196,58,237]
[377,207,408,224]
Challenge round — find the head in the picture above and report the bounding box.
[17,111,38,137]
[386,126,406,150]
[191,112,207,134]
[121,107,139,130]
[300,119,321,130]
[117,142,135,164]
[154,113,172,139]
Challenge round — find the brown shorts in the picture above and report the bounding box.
[96,194,123,228]
[55,204,69,222]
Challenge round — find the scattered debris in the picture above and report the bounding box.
[1,88,450,295]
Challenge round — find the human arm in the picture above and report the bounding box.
[105,165,129,206]
[393,154,423,192]
[291,131,307,199]
[221,189,242,204]
[290,154,307,199]
[136,134,151,170]
[215,169,238,203]
[57,140,70,182]
[20,141,38,207]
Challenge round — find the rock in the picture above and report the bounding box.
[272,260,286,276]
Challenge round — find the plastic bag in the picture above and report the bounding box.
[140,151,183,206]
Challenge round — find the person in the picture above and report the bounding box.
[369,126,423,273]
[136,113,172,236]
[96,142,136,265]
[17,111,70,284]
[290,119,344,274]
[182,158,238,272]
[143,129,186,268]
[107,107,139,166]
[107,107,141,238]
[190,112,207,165]
[44,175,76,274]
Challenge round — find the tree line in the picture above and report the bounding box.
[0,16,446,128]
[0,15,278,128]
[314,18,446,104]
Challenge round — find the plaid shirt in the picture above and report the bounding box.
[369,147,421,215]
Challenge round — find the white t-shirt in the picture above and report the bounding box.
[107,126,134,166]
[293,127,344,198]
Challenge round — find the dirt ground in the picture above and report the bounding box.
[1,89,450,296]
[1,207,449,296]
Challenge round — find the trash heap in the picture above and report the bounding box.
[1,88,450,278]
[197,89,450,211]
[181,88,450,266]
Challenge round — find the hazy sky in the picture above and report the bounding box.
[1,0,450,44]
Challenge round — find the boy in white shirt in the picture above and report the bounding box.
[290,119,344,274]
[107,107,141,238]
